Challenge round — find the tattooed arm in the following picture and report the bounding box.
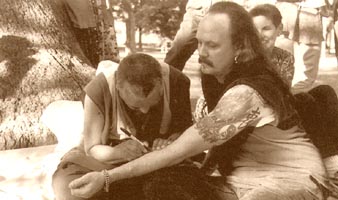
[69,85,276,198]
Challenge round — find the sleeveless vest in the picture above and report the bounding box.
[96,60,172,144]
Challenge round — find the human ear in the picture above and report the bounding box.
[116,77,125,91]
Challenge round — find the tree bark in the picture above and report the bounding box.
[122,1,137,54]
[138,27,143,50]
[0,0,96,150]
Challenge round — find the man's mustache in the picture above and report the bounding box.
[198,57,213,67]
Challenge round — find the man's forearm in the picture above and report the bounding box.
[107,126,211,183]
[165,39,198,71]
[107,141,187,183]
[164,5,201,70]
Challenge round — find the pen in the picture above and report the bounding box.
[120,128,151,151]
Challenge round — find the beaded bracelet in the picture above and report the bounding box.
[102,169,110,193]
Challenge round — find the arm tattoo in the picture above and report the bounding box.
[194,85,264,144]
[196,107,260,143]
[238,107,260,129]
[196,116,237,143]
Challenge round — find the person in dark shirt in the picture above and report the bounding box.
[52,53,192,200]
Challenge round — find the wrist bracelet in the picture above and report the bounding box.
[102,169,110,193]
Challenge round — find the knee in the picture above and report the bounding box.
[309,85,338,104]
[52,169,85,200]
[52,170,71,200]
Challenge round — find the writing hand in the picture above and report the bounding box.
[69,171,104,198]
[116,139,148,161]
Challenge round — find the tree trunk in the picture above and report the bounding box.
[138,27,143,50]
[0,0,96,150]
[122,1,137,54]
[128,11,137,53]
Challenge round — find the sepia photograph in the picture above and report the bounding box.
[1,0,338,199]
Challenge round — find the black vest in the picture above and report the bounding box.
[201,57,301,175]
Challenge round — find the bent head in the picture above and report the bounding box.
[196,2,265,82]
[116,53,163,114]
[249,4,283,54]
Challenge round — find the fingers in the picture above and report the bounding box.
[119,140,146,160]
[69,177,91,198]
[69,172,104,198]
[70,187,85,198]
[152,138,170,150]
[70,184,94,199]
[152,138,162,150]
[69,176,86,190]
[127,140,149,153]
[152,134,181,151]
[126,140,146,155]
[167,133,180,141]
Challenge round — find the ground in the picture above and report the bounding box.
[0,48,338,200]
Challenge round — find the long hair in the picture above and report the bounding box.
[205,2,292,114]
[208,2,289,90]
[116,53,162,96]
[208,2,266,64]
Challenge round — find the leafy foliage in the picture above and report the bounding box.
[111,0,187,40]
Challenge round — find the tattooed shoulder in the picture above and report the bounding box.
[195,85,263,144]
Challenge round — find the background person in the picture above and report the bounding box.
[326,0,338,65]
[276,0,327,94]
[250,3,294,87]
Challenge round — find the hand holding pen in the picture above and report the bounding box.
[120,128,151,152]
